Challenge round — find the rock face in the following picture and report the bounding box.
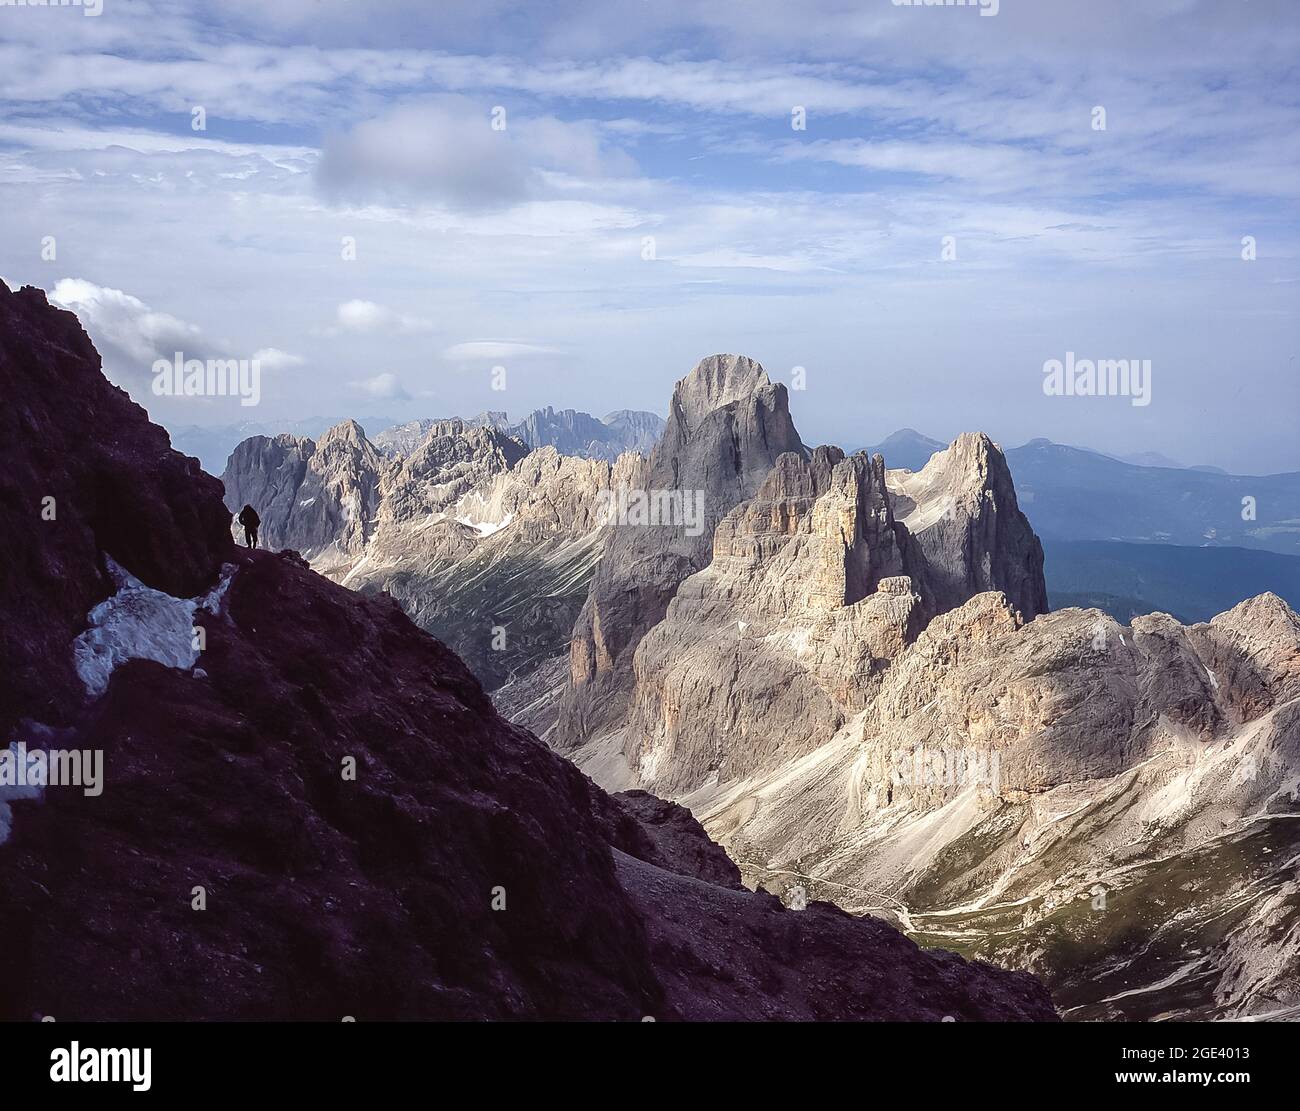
[364,445,643,701]
[222,420,385,568]
[0,283,1057,1022]
[377,419,529,542]
[556,355,807,748]
[529,349,1296,1021]
[556,370,1049,796]
[686,590,1300,1020]
[626,448,924,793]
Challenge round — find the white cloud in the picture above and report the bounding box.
[47,280,304,415]
[349,372,411,401]
[0,121,314,166]
[51,278,207,375]
[1,1,1295,473]
[334,300,433,334]
[252,347,305,371]
[673,248,828,274]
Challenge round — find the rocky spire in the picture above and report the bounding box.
[886,431,1049,621]
[554,353,806,748]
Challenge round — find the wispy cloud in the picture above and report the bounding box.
[442,340,561,361]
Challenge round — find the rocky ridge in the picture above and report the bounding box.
[683,590,1300,1019]
[223,418,642,700]
[556,367,1048,794]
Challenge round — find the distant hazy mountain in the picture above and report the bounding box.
[369,418,441,457]
[1045,539,1300,622]
[171,407,664,476]
[1005,438,1300,555]
[1115,451,1228,473]
[372,407,665,463]
[601,409,666,455]
[859,428,947,471]
[170,416,396,475]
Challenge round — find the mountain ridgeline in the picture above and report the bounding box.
[370,406,665,463]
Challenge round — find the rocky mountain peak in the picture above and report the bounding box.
[1216,590,1300,630]
[670,353,775,431]
[887,430,1047,621]
[556,353,806,748]
[621,443,921,792]
[470,409,510,429]
[862,428,947,471]
[316,417,376,451]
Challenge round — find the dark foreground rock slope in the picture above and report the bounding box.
[0,286,230,740]
[0,284,1056,1021]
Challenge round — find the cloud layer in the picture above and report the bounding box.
[1,0,1296,472]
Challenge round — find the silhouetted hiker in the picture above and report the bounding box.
[237,504,261,549]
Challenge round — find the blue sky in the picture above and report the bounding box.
[1,0,1297,472]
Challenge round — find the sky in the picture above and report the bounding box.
[1,0,1297,474]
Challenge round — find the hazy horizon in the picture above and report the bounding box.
[145,388,1296,480]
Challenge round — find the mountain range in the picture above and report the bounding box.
[0,282,1060,1021]
[372,406,665,464]
[860,429,1300,553]
[862,428,1256,483]
[218,349,1300,1022]
[173,407,665,475]
[551,360,1300,1021]
[170,416,398,476]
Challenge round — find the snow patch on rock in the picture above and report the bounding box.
[72,557,235,697]
[456,511,515,538]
